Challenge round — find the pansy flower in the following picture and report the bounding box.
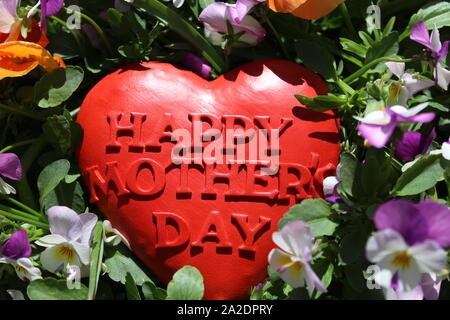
[181,53,212,79]
[394,129,435,161]
[36,206,97,278]
[268,221,326,297]
[385,62,434,106]
[366,200,450,292]
[28,0,65,31]
[354,102,435,148]
[0,230,42,281]
[0,153,22,195]
[410,21,450,90]
[103,220,130,248]
[199,0,266,46]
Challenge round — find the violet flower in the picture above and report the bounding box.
[36,206,97,278]
[354,102,435,149]
[28,0,64,31]
[385,62,434,106]
[181,53,212,79]
[410,21,450,90]
[0,153,22,195]
[366,199,450,292]
[384,273,442,300]
[394,129,435,161]
[323,176,341,204]
[0,230,42,281]
[199,0,266,46]
[268,221,327,297]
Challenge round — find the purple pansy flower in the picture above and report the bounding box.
[199,0,266,46]
[410,21,450,90]
[0,153,22,195]
[323,175,341,204]
[366,199,450,293]
[0,230,42,281]
[384,273,442,300]
[354,102,435,149]
[394,129,435,161]
[181,53,212,79]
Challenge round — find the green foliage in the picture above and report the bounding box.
[166,266,204,300]
[27,278,89,300]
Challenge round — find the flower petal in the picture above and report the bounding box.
[374,200,428,245]
[0,153,22,180]
[181,53,212,79]
[40,243,81,273]
[385,61,405,79]
[394,130,434,161]
[366,229,408,263]
[0,0,17,34]
[47,206,83,241]
[0,41,61,80]
[357,122,396,149]
[416,200,450,248]
[268,248,293,273]
[78,213,98,246]
[429,27,442,53]
[1,230,31,259]
[43,0,65,16]
[435,63,450,91]
[410,21,433,50]
[290,0,344,20]
[272,220,313,259]
[0,177,16,194]
[354,110,391,125]
[384,286,424,300]
[421,273,442,300]
[14,257,42,281]
[267,0,307,13]
[35,234,67,247]
[71,242,90,265]
[410,240,447,274]
[442,141,450,160]
[303,262,327,297]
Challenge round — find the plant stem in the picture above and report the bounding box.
[338,3,357,40]
[0,138,41,154]
[262,10,291,60]
[0,103,43,121]
[1,196,42,217]
[48,14,86,57]
[344,57,413,84]
[0,204,42,222]
[0,209,49,230]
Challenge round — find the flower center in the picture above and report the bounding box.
[390,251,412,270]
[57,245,75,263]
[388,83,401,101]
[14,265,28,275]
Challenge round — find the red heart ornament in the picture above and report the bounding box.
[77,59,340,300]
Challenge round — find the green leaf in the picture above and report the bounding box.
[142,281,167,300]
[365,32,399,64]
[34,66,84,108]
[340,37,367,58]
[133,0,225,73]
[393,154,445,196]
[41,180,85,213]
[27,278,88,300]
[408,2,450,31]
[338,153,360,198]
[294,39,336,80]
[42,114,83,156]
[279,199,337,237]
[37,159,70,207]
[166,266,204,300]
[88,222,104,300]
[125,272,142,300]
[314,262,334,299]
[104,249,153,286]
[295,94,347,112]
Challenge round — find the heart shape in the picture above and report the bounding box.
[77,59,339,299]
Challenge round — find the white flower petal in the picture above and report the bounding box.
[390,102,429,117]
[47,206,83,242]
[173,0,184,8]
[71,242,90,265]
[322,176,338,197]
[78,213,98,246]
[430,27,442,52]
[384,286,424,300]
[385,61,405,79]
[409,240,448,274]
[0,177,16,195]
[7,290,25,300]
[435,63,450,91]
[366,229,408,263]
[354,110,391,125]
[14,258,42,281]
[272,221,313,258]
[303,262,327,297]
[0,0,16,33]
[35,234,67,247]
[40,243,81,273]
[396,259,422,291]
[374,268,395,289]
[442,141,450,160]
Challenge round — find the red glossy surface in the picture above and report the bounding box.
[77,60,340,299]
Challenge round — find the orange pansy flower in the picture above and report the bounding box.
[0,41,65,80]
[267,0,345,20]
